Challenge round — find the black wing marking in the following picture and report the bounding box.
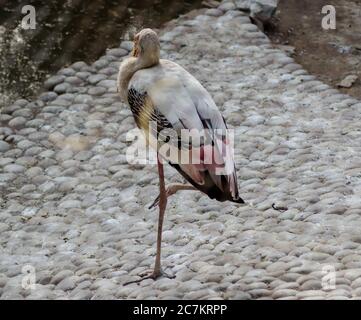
[128,87,190,150]
[128,87,147,128]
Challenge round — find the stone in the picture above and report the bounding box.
[205,9,223,17]
[44,75,66,89]
[54,83,71,94]
[0,141,10,152]
[59,200,82,209]
[8,117,27,128]
[338,75,358,88]
[3,164,25,173]
[107,48,128,57]
[51,270,74,285]
[70,289,93,299]
[88,87,107,96]
[251,0,278,20]
[65,76,83,85]
[56,277,76,291]
[218,2,236,11]
[59,67,76,76]
[120,41,133,51]
[76,71,91,80]
[12,109,32,118]
[71,61,88,71]
[74,94,93,105]
[97,80,116,89]
[88,74,107,85]
[93,59,109,70]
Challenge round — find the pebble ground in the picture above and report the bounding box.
[1,0,361,299]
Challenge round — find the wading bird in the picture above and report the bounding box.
[117,28,244,283]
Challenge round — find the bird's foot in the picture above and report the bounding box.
[123,268,175,285]
[149,195,162,209]
[149,187,176,209]
[148,183,186,209]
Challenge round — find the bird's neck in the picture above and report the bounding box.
[117,53,159,101]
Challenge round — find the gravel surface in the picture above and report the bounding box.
[1,0,361,299]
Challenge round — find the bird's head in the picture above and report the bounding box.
[132,28,160,63]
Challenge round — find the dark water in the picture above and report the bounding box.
[0,0,203,106]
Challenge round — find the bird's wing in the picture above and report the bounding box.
[128,60,241,201]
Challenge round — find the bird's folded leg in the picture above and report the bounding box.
[149,183,197,209]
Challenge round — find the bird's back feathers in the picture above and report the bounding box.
[126,59,243,204]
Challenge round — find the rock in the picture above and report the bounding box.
[251,0,278,19]
[107,48,128,57]
[218,2,236,11]
[205,8,223,17]
[88,87,107,96]
[74,94,93,105]
[234,0,278,29]
[272,289,298,299]
[71,61,88,71]
[14,99,29,107]
[236,0,278,17]
[300,279,322,291]
[228,292,252,300]
[202,0,220,8]
[76,71,91,80]
[65,76,83,85]
[22,207,38,217]
[51,270,74,285]
[17,139,35,150]
[59,67,76,77]
[12,109,32,118]
[3,164,25,173]
[44,75,66,90]
[26,119,45,128]
[8,117,27,128]
[70,289,93,299]
[54,83,71,94]
[88,74,107,85]
[98,67,117,76]
[120,41,133,51]
[0,141,10,152]
[39,91,58,102]
[97,80,116,89]
[93,59,109,70]
[0,114,12,122]
[25,167,43,177]
[25,146,45,156]
[338,75,358,88]
[39,181,56,193]
[59,200,82,209]
[0,223,9,232]
[56,277,76,291]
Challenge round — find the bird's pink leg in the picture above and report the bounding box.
[149,184,197,209]
[124,154,173,285]
[153,153,167,277]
